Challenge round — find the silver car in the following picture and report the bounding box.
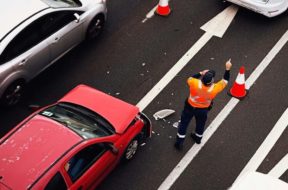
[0,0,107,106]
[226,0,288,17]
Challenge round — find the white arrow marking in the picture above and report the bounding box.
[201,5,238,38]
[158,29,288,190]
[233,108,288,184]
[137,5,238,111]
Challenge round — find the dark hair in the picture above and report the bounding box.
[202,70,215,86]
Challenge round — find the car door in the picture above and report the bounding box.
[43,172,68,190]
[45,11,84,62]
[64,142,118,190]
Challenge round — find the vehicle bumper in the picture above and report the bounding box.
[227,0,288,17]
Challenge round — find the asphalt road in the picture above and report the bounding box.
[1,0,288,189]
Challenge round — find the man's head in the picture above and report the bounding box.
[202,70,215,86]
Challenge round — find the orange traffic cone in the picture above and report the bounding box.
[229,66,247,99]
[155,0,171,16]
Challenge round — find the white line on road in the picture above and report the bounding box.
[137,32,213,110]
[142,5,157,23]
[246,30,288,89]
[137,5,238,111]
[268,154,288,178]
[158,30,288,190]
[234,108,288,183]
[158,98,239,190]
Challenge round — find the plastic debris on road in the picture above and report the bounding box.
[173,121,180,128]
[153,109,175,120]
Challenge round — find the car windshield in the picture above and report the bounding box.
[41,0,82,8]
[39,103,115,139]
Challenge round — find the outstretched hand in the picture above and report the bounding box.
[226,59,232,70]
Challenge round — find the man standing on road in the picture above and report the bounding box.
[174,59,232,150]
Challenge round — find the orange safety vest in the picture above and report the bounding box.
[187,77,227,108]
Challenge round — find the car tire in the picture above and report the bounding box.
[1,80,25,106]
[123,137,139,161]
[86,14,105,41]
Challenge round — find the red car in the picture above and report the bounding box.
[0,85,151,190]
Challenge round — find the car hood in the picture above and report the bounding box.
[59,85,140,134]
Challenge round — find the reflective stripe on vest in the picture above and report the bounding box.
[189,81,214,107]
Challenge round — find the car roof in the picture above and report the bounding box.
[0,115,82,189]
[0,0,49,41]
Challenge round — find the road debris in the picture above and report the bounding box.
[153,109,175,120]
[173,121,180,128]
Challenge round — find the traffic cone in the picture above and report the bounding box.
[229,66,247,99]
[155,0,171,16]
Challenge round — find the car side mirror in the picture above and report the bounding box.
[106,143,119,155]
[74,13,80,23]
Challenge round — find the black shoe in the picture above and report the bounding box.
[174,142,183,150]
[191,133,201,144]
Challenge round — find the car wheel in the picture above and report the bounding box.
[1,80,25,106]
[123,137,139,161]
[86,14,105,40]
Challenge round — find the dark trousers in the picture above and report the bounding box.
[176,100,208,145]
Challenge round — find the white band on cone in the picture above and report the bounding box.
[158,0,169,7]
[236,73,245,84]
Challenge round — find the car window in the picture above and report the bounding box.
[44,172,67,190]
[39,103,114,139]
[0,11,77,64]
[0,22,42,64]
[65,143,107,182]
[40,11,76,39]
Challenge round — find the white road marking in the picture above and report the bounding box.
[158,30,288,190]
[137,5,238,111]
[142,6,158,23]
[158,98,239,190]
[268,154,288,178]
[201,5,238,38]
[234,108,288,183]
[246,30,288,89]
[137,32,213,110]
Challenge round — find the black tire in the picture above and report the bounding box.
[86,14,105,41]
[1,80,25,106]
[123,137,139,161]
